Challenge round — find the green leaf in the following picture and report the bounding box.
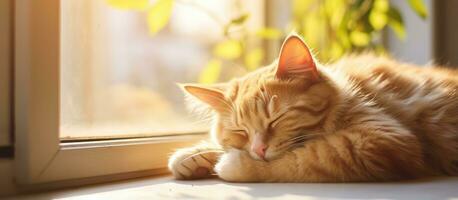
[230,14,250,25]
[292,0,313,17]
[224,14,250,36]
[337,10,352,49]
[324,0,345,28]
[329,42,344,60]
[255,28,282,40]
[370,0,389,30]
[302,11,323,48]
[199,59,222,84]
[147,0,174,35]
[106,0,149,10]
[213,40,242,60]
[369,10,388,30]
[387,7,406,40]
[349,30,370,46]
[245,48,264,71]
[408,0,428,19]
[373,0,389,12]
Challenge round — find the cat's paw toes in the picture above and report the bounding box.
[169,149,220,180]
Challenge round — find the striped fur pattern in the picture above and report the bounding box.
[168,35,458,182]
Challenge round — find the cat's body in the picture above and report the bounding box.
[168,35,458,182]
[331,55,458,176]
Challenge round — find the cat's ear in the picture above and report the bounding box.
[180,84,229,113]
[276,34,320,81]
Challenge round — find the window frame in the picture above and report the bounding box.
[14,0,206,184]
[0,0,13,148]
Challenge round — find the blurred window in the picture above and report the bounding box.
[60,0,264,140]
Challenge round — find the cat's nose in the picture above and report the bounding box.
[251,133,268,160]
[252,143,268,160]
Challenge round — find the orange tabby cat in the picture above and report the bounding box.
[168,34,458,182]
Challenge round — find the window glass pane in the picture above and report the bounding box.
[60,0,264,139]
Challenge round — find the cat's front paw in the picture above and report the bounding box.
[215,150,258,182]
[168,148,221,180]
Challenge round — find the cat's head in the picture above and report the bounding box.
[182,34,339,161]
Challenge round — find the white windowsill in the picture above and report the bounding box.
[6,176,458,200]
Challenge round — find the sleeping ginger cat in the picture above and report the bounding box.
[168,34,458,182]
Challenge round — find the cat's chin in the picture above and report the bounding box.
[264,152,284,161]
[248,151,267,161]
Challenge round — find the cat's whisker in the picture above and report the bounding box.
[277,141,306,152]
[275,133,322,150]
[277,138,306,150]
[287,133,322,142]
[276,136,304,147]
[289,136,315,142]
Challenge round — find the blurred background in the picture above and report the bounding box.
[59,0,457,140]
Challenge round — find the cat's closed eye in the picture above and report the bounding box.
[268,112,286,129]
[231,129,248,137]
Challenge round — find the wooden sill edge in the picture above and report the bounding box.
[15,168,172,195]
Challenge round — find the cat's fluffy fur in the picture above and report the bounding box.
[168,34,458,182]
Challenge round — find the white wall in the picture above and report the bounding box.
[386,0,433,65]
